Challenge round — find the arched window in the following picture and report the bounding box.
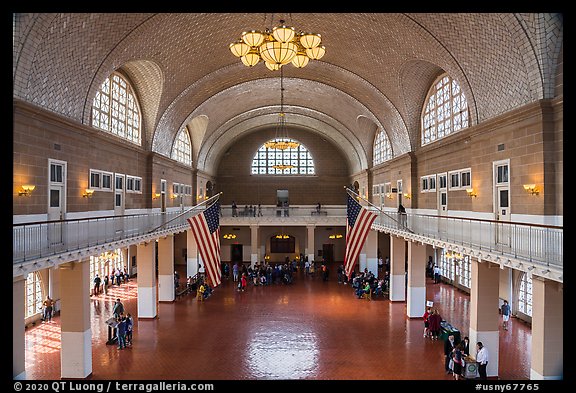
[518,273,533,316]
[172,127,192,166]
[421,73,469,146]
[92,71,141,145]
[90,249,125,294]
[373,130,392,166]
[251,138,315,175]
[25,272,43,318]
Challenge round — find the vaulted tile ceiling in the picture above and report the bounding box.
[13,13,563,174]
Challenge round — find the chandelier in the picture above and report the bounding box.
[229,19,325,70]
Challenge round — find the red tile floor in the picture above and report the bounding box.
[24,269,531,380]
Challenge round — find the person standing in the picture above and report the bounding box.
[476,342,489,380]
[240,273,247,292]
[112,298,124,319]
[501,300,511,330]
[452,342,464,380]
[232,201,238,217]
[93,274,101,296]
[233,263,239,282]
[42,296,54,323]
[116,315,127,350]
[428,309,442,340]
[422,306,431,338]
[434,265,441,284]
[444,334,457,374]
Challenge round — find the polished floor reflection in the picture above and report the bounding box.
[24,268,531,380]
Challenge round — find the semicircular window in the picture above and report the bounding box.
[251,138,315,175]
[91,71,141,145]
[421,73,469,146]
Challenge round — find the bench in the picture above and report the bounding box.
[311,210,328,216]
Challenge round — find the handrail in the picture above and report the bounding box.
[147,192,220,233]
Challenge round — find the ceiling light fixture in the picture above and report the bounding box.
[229,19,325,70]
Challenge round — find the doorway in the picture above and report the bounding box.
[231,244,243,263]
[322,244,334,263]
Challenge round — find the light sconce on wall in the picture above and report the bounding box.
[329,234,343,239]
[171,193,179,200]
[523,184,539,195]
[18,184,36,197]
[152,193,161,200]
[82,188,95,198]
[466,188,478,198]
[385,192,393,200]
[403,193,411,199]
[223,233,237,240]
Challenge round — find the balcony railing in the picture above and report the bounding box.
[13,203,562,270]
[371,209,563,268]
[13,206,206,264]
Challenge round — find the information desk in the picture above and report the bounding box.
[439,320,461,342]
[462,356,479,379]
[105,317,118,345]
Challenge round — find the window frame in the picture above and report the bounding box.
[251,138,315,176]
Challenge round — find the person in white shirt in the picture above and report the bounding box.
[476,341,489,379]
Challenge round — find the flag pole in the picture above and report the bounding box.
[344,186,412,232]
[147,192,222,234]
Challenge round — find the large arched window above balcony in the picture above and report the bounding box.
[421,73,469,146]
[91,71,141,145]
[251,138,315,175]
[373,130,392,166]
[172,127,192,166]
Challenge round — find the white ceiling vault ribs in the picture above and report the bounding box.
[13,13,562,167]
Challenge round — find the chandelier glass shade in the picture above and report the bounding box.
[229,20,324,70]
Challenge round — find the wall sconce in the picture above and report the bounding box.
[329,234,343,239]
[523,184,539,195]
[223,233,237,240]
[403,193,411,199]
[466,188,478,198]
[385,193,393,199]
[18,184,36,196]
[152,193,161,200]
[171,193,179,200]
[82,188,95,198]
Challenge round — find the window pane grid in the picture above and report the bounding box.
[172,128,192,166]
[373,130,393,166]
[251,138,315,175]
[91,72,141,145]
[421,74,469,146]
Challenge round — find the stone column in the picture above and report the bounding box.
[530,277,563,379]
[389,235,406,301]
[158,235,175,302]
[137,241,157,319]
[364,230,378,274]
[306,225,315,263]
[407,241,426,318]
[251,224,259,267]
[13,275,26,380]
[186,229,198,278]
[469,259,500,378]
[59,260,92,378]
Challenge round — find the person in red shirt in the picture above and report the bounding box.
[240,273,247,292]
[423,306,432,338]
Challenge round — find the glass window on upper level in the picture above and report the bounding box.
[251,138,315,175]
[92,71,141,145]
[421,73,469,146]
[373,130,392,166]
[172,127,192,166]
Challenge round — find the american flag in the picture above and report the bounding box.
[344,194,377,280]
[187,202,221,287]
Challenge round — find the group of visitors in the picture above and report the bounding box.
[93,267,129,296]
[231,201,263,217]
[350,269,387,299]
[112,298,133,350]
